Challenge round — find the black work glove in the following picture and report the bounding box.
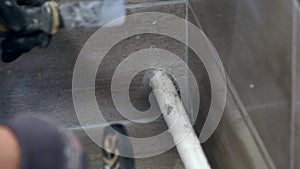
[17,0,48,6]
[1,32,51,63]
[0,0,59,63]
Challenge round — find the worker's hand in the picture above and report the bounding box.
[17,0,48,6]
[0,0,59,63]
[1,32,51,63]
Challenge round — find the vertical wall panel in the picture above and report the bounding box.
[189,0,293,168]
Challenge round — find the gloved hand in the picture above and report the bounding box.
[1,32,51,63]
[0,0,59,63]
[17,0,48,7]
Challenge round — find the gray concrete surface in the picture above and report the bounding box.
[189,0,295,168]
[0,0,297,169]
[0,0,187,169]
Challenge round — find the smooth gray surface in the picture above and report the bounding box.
[189,0,293,168]
[202,91,269,169]
[185,39,270,169]
[293,5,300,169]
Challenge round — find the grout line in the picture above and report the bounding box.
[60,0,186,9]
[245,101,290,110]
[227,76,278,169]
[64,120,132,131]
[184,0,191,115]
[64,117,163,131]
[126,0,186,9]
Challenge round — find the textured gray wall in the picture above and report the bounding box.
[0,1,187,168]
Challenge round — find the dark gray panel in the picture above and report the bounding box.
[202,91,269,169]
[189,0,293,168]
[294,5,300,169]
[246,103,290,169]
